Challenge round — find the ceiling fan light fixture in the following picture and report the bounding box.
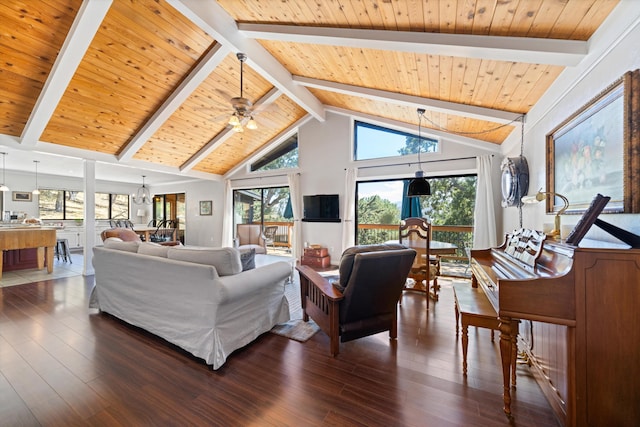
[232,123,244,133]
[246,116,258,130]
[228,113,240,126]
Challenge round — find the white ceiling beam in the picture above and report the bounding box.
[118,43,230,162]
[180,87,282,172]
[294,76,521,124]
[20,0,113,146]
[239,24,587,66]
[325,106,503,153]
[168,0,325,122]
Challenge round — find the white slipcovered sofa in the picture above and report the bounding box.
[90,240,291,369]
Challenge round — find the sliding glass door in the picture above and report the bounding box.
[233,187,293,253]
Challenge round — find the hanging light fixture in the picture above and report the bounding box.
[407,108,431,197]
[0,152,9,192]
[132,175,152,205]
[228,52,257,133]
[32,160,40,195]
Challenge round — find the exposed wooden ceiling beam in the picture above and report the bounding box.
[168,0,325,122]
[293,76,522,125]
[19,0,112,146]
[180,87,282,172]
[239,24,588,67]
[118,43,230,162]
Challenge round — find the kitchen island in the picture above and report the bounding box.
[0,227,57,279]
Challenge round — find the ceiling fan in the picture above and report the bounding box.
[227,52,257,133]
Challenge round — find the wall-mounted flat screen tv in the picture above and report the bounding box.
[302,194,341,222]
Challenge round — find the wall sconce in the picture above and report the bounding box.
[136,209,146,223]
[521,188,569,238]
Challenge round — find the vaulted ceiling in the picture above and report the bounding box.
[0,0,620,180]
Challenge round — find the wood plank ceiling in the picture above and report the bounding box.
[0,0,619,177]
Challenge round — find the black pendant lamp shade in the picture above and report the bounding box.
[407,170,431,197]
[407,108,431,197]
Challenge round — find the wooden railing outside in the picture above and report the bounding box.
[252,222,473,270]
[357,223,474,265]
[262,221,293,248]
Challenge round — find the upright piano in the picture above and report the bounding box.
[470,228,640,426]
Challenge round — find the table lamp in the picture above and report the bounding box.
[521,189,569,238]
[136,209,146,224]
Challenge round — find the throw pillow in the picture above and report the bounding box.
[104,238,140,253]
[137,242,170,258]
[167,247,242,276]
[239,248,256,271]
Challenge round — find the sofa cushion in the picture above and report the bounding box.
[167,247,242,276]
[104,238,140,253]
[338,243,407,290]
[239,248,256,271]
[137,242,170,258]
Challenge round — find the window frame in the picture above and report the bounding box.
[353,120,439,162]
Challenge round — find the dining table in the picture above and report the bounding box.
[132,226,177,243]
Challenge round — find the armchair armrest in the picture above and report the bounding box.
[296,263,344,356]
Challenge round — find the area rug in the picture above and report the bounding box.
[270,319,320,342]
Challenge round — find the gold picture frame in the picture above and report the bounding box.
[546,69,640,214]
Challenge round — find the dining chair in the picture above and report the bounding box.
[399,217,440,309]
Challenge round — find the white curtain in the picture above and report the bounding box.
[473,155,497,249]
[221,179,234,247]
[341,168,357,253]
[287,173,303,261]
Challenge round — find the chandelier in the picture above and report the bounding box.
[133,175,152,205]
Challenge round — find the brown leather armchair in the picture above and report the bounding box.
[235,224,267,254]
[296,243,416,356]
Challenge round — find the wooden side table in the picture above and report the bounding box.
[452,282,517,385]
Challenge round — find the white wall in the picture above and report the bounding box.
[228,111,500,261]
[501,2,640,243]
[152,178,224,247]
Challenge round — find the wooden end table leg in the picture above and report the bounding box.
[462,318,469,375]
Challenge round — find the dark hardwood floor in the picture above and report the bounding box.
[0,275,561,426]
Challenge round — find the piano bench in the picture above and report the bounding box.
[452,282,516,384]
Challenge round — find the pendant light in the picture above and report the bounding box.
[32,160,40,195]
[133,175,152,205]
[407,108,431,197]
[0,152,9,192]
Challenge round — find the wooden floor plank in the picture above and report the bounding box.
[0,275,561,426]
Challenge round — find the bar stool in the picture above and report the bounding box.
[56,238,72,263]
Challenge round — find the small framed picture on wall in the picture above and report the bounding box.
[12,191,32,202]
[199,200,212,216]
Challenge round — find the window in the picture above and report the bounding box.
[250,134,298,171]
[39,189,129,220]
[355,175,476,251]
[95,193,130,220]
[354,121,438,161]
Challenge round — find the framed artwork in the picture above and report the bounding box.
[546,69,640,214]
[199,200,212,216]
[12,191,32,202]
